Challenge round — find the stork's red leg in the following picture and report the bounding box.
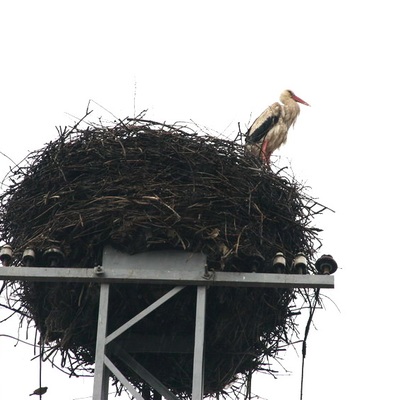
[261,139,269,163]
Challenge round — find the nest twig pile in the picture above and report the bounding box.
[0,116,326,398]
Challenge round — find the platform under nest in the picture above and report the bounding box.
[0,116,327,398]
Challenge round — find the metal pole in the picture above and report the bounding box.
[93,283,110,400]
[192,286,207,400]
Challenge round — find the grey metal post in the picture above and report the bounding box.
[93,283,111,400]
[192,286,207,400]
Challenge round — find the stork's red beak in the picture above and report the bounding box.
[292,94,310,106]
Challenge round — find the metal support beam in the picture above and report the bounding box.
[104,356,145,400]
[93,284,111,400]
[192,286,207,400]
[106,286,184,345]
[0,267,334,288]
[0,246,334,288]
[111,344,179,400]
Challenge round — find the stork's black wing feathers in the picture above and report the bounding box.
[246,115,279,144]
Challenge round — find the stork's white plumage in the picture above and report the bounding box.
[245,90,310,164]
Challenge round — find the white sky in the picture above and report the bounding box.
[1,1,399,399]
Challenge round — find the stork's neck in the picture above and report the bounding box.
[282,98,301,127]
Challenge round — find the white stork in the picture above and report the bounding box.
[245,89,310,164]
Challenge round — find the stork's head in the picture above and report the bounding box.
[281,90,310,106]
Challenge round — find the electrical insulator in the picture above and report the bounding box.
[315,254,338,275]
[43,247,65,267]
[22,248,36,267]
[0,244,13,266]
[272,252,286,273]
[293,252,307,274]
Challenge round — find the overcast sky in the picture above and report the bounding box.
[1,1,399,399]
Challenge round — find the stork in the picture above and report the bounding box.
[245,89,310,164]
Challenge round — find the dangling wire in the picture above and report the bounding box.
[300,288,320,400]
[245,371,252,400]
[39,335,44,400]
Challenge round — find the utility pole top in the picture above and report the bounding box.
[0,247,335,400]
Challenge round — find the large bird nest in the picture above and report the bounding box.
[0,116,326,399]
